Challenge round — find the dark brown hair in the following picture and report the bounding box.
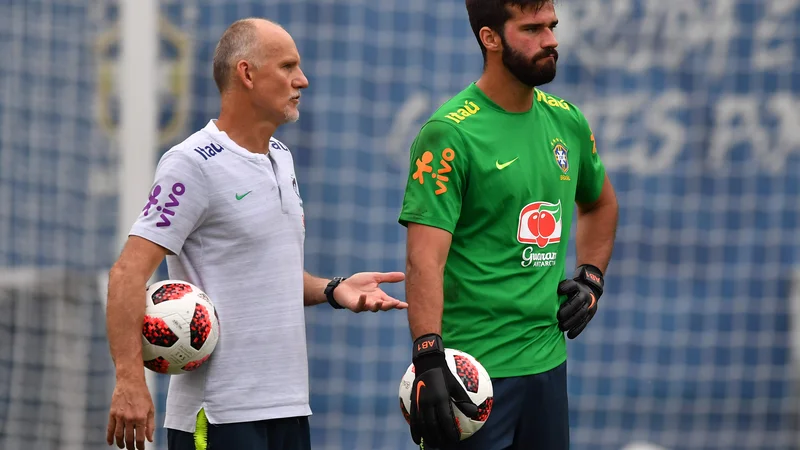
[464,0,554,59]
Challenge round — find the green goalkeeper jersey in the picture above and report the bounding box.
[398,82,606,378]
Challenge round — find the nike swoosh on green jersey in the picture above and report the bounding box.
[235,191,252,200]
[495,157,519,170]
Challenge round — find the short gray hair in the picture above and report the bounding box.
[212,18,266,94]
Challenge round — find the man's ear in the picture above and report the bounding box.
[235,60,256,90]
[480,26,503,54]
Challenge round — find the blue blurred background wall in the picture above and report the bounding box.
[0,1,798,449]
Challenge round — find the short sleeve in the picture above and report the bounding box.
[128,150,209,255]
[398,120,468,234]
[575,113,607,204]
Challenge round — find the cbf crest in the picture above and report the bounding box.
[551,138,569,174]
[94,14,192,147]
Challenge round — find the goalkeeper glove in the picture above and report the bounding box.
[557,264,604,339]
[409,333,478,448]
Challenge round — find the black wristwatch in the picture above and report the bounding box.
[324,277,347,309]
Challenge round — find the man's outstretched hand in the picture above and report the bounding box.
[334,271,407,312]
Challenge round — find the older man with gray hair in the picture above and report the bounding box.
[105,18,406,450]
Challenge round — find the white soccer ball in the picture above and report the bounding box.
[141,280,220,375]
[399,348,494,440]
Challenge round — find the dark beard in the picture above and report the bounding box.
[500,35,558,88]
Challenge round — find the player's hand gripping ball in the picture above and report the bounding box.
[399,335,493,446]
[557,264,604,339]
[141,280,220,375]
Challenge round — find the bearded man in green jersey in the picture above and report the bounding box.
[398,1,619,449]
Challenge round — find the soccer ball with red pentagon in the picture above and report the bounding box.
[398,348,493,440]
[141,280,220,375]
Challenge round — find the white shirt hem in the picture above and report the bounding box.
[164,404,313,433]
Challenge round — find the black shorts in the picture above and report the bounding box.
[434,361,570,450]
[167,409,311,450]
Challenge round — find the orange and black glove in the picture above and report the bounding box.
[557,264,604,339]
[409,333,478,448]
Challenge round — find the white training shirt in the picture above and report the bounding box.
[129,119,310,432]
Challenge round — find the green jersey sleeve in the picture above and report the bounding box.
[398,120,468,234]
[575,112,606,204]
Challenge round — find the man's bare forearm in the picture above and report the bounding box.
[303,271,330,306]
[406,260,443,341]
[575,201,618,274]
[106,263,149,381]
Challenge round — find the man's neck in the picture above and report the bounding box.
[215,97,278,154]
[475,63,535,113]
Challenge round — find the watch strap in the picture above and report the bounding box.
[325,276,347,309]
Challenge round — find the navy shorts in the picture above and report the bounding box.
[167,409,311,450]
[432,361,570,450]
